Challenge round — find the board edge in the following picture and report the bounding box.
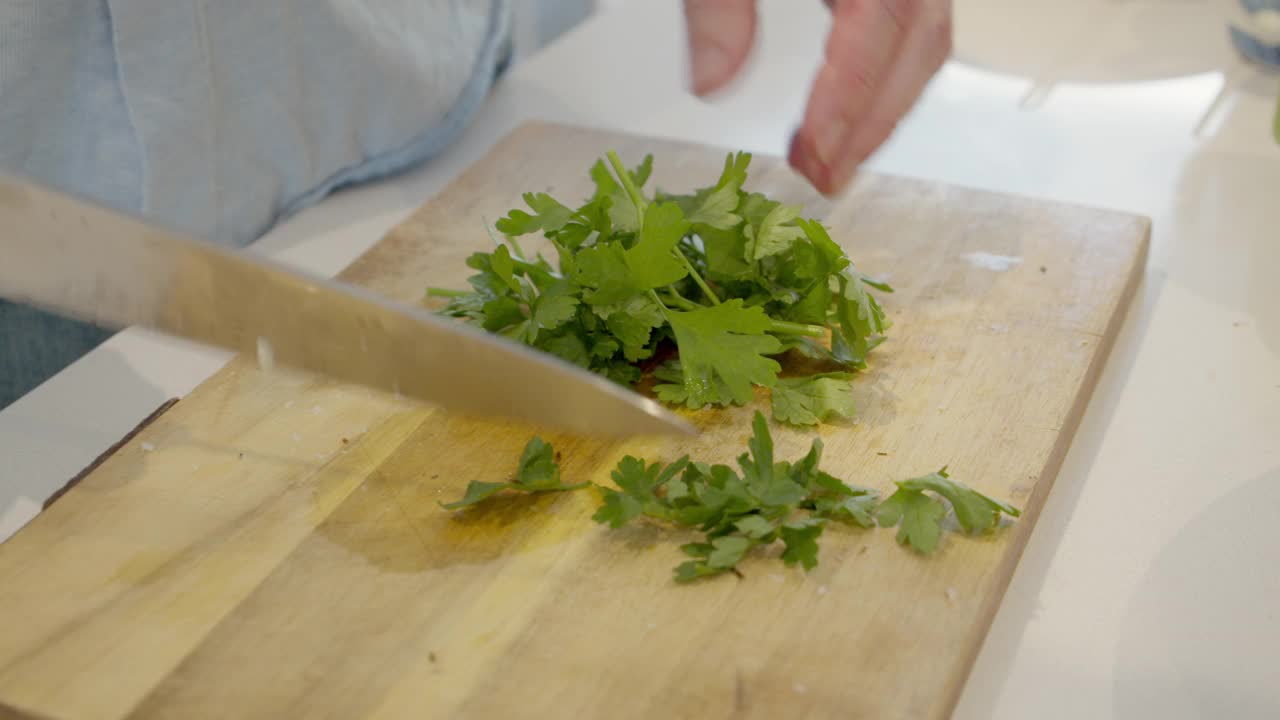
[935,217,1152,719]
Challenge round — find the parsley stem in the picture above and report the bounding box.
[504,234,529,261]
[512,258,559,279]
[647,290,671,316]
[425,288,468,298]
[660,288,821,336]
[660,289,701,311]
[485,218,533,265]
[767,320,826,338]
[606,150,648,220]
[673,251,721,306]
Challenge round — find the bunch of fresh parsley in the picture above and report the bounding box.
[441,414,1021,582]
[427,151,891,426]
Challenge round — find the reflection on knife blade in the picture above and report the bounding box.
[0,174,696,439]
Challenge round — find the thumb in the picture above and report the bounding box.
[683,0,758,96]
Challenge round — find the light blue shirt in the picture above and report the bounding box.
[0,0,512,246]
[0,0,511,408]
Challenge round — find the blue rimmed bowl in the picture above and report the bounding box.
[1229,0,1280,68]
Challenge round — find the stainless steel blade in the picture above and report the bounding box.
[0,175,695,439]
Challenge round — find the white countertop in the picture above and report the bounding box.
[3,1,1278,717]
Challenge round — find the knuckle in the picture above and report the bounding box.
[923,8,954,60]
[840,62,878,101]
[880,0,923,31]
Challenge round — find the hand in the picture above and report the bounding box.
[683,0,953,195]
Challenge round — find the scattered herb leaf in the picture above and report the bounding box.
[877,488,947,554]
[588,411,880,581]
[771,372,857,426]
[440,437,584,510]
[878,467,1021,553]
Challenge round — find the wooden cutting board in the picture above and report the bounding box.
[0,122,1148,720]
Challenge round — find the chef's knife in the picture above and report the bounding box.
[0,175,695,439]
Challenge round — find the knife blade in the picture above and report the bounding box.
[0,174,696,439]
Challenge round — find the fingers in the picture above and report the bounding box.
[832,1,951,184]
[683,0,759,96]
[791,0,913,192]
[791,0,953,195]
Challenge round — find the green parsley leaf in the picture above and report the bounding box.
[898,467,1021,534]
[684,152,751,230]
[674,560,729,583]
[630,154,654,187]
[771,373,857,426]
[877,487,947,554]
[796,219,850,274]
[572,243,634,305]
[589,155,652,233]
[602,361,643,387]
[495,192,575,236]
[787,437,824,486]
[530,280,580,334]
[674,535,754,583]
[734,514,778,539]
[780,518,825,570]
[592,488,644,528]
[537,331,590,368]
[813,471,873,499]
[625,202,691,289]
[744,410,774,485]
[489,244,523,294]
[708,535,753,568]
[512,437,560,489]
[680,542,714,558]
[589,334,621,359]
[1273,88,1279,144]
[737,192,773,228]
[652,359,734,407]
[439,481,511,510]
[702,464,757,516]
[745,202,806,261]
[481,297,526,334]
[612,455,663,497]
[458,251,514,299]
[591,455,689,527]
[782,281,832,325]
[438,290,489,322]
[602,295,666,361]
[573,202,690,305]
[739,411,807,507]
[812,494,879,528]
[833,267,893,365]
[658,301,783,408]
[798,452,878,525]
[698,224,752,280]
[440,437,583,510]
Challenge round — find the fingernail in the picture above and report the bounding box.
[690,43,732,95]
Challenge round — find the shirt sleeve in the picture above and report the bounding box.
[2,0,511,247]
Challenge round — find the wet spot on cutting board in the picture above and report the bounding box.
[963,252,1024,272]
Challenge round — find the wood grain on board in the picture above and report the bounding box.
[0,122,1148,719]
